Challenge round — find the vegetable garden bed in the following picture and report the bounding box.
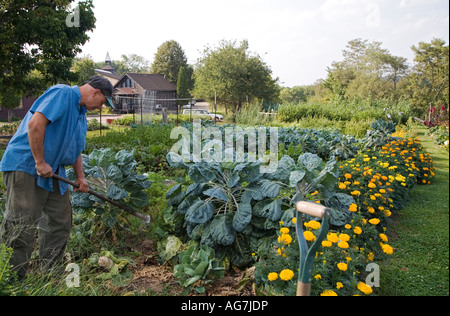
[1,120,447,296]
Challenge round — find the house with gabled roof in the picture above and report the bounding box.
[113,73,177,113]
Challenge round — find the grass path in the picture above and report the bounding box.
[378,127,449,296]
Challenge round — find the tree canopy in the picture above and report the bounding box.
[0,0,96,97]
[194,40,279,119]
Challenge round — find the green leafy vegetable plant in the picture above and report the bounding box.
[173,244,225,294]
[68,148,152,236]
[165,149,353,268]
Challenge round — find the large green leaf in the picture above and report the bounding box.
[185,199,215,224]
[298,153,323,171]
[115,149,135,166]
[129,190,150,208]
[107,185,129,200]
[253,199,282,221]
[106,164,123,183]
[289,170,306,187]
[232,203,252,233]
[203,187,228,202]
[72,193,94,208]
[260,180,281,198]
[210,214,235,246]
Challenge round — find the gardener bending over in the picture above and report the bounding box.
[0,76,114,280]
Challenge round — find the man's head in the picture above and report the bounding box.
[80,76,115,111]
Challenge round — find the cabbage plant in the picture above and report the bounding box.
[165,151,353,267]
[68,148,152,231]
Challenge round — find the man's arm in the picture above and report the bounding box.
[72,154,89,193]
[28,112,53,178]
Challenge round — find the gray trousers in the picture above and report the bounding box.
[0,171,72,279]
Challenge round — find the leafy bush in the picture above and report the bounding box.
[68,148,152,246]
[363,119,398,150]
[173,243,225,294]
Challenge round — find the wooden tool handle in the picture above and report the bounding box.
[296,201,327,219]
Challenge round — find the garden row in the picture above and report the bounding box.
[144,119,434,295]
[0,118,436,296]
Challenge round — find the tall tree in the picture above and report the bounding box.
[114,54,150,75]
[177,66,190,105]
[326,39,408,101]
[404,38,449,116]
[0,0,96,100]
[194,40,279,120]
[151,40,190,86]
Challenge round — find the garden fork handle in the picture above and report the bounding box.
[296,201,327,218]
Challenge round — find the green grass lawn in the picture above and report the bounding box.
[378,127,449,296]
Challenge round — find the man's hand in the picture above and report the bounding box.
[74,177,89,193]
[36,161,53,178]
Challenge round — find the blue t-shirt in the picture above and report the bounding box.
[0,85,88,195]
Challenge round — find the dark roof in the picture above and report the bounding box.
[124,73,177,92]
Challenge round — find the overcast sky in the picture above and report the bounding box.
[78,0,449,87]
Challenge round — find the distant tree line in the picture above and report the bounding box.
[1,0,448,121]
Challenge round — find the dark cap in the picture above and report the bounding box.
[86,75,115,109]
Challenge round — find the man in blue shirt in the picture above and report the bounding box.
[0,76,114,279]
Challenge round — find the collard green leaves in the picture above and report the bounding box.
[70,148,151,228]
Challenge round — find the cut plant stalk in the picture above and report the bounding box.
[295,201,331,296]
[52,174,151,226]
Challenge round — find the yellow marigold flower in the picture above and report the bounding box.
[311,191,319,196]
[268,273,278,282]
[339,233,350,242]
[337,262,348,271]
[336,282,344,289]
[320,290,338,296]
[370,195,376,200]
[351,190,361,196]
[379,233,388,242]
[379,189,386,194]
[305,220,321,230]
[367,252,374,261]
[304,231,317,242]
[367,206,375,214]
[327,233,339,243]
[368,182,377,189]
[292,217,297,224]
[353,181,360,185]
[345,224,352,229]
[369,218,381,225]
[345,173,352,179]
[381,243,394,255]
[278,233,293,245]
[357,282,373,295]
[279,269,294,281]
[338,241,349,249]
[280,227,290,234]
[339,183,347,190]
[349,203,358,213]
[314,274,322,280]
[353,226,362,235]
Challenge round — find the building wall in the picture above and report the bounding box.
[0,96,37,121]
